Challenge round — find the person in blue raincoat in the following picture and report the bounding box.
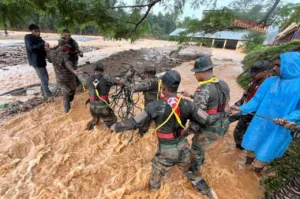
[230,52,300,172]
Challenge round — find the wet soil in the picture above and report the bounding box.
[0,46,102,69]
[0,46,208,125]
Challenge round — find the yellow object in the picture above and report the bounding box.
[93,82,110,107]
[198,77,219,86]
[157,79,162,100]
[155,97,185,132]
[82,84,86,92]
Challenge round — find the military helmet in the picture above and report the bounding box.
[144,66,156,74]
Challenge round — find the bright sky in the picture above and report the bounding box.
[123,0,299,20]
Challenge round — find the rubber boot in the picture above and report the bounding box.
[87,117,99,130]
[63,99,71,113]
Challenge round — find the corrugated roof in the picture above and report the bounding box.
[169,28,250,40]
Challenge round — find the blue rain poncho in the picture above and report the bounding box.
[240,52,300,163]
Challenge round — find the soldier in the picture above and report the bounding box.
[271,119,300,199]
[110,70,225,199]
[231,61,270,150]
[62,29,83,70]
[76,63,129,130]
[46,39,77,113]
[182,56,230,173]
[125,66,160,135]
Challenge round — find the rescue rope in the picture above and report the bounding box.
[198,77,219,86]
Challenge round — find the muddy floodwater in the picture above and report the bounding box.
[0,32,264,199]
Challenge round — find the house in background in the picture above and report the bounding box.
[169,28,250,50]
[274,23,300,44]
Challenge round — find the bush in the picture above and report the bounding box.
[261,142,300,198]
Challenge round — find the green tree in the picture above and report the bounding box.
[0,0,30,35]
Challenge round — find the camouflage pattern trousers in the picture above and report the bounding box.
[150,138,204,190]
[190,118,229,173]
[269,173,300,199]
[88,103,117,129]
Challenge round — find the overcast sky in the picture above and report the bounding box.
[123,0,299,20]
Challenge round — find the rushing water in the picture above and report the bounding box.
[0,55,265,198]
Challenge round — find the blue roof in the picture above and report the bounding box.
[169,28,250,40]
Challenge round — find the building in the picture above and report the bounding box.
[169,28,250,50]
[274,23,300,44]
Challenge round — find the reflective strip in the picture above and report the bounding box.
[90,94,109,101]
[206,109,218,114]
[156,130,184,139]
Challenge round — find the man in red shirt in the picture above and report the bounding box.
[231,61,270,150]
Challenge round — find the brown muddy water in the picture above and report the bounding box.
[0,32,264,199]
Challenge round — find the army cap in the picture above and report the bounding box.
[191,56,216,73]
[161,70,181,88]
[248,61,270,77]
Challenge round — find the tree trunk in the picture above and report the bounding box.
[258,0,281,25]
[2,13,8,36]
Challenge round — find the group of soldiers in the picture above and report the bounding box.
[25,24,300,198]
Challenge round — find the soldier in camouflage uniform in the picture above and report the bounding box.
[111,70,225,199]
[230,61,270,150]
[62,29,83,70]
[182,56,230,173]
[76,62,129,130]
[271,120,300,199]
[125,66,160,135]
[46,39,77,113]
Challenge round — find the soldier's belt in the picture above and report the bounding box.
[157,130,184,139]
[90,94,109,101]
[206,109,218,114]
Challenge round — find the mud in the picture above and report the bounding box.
[0,46,102,69]
[0,42,265,199]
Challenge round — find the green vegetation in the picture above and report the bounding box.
[261,142,300,198]
[238,41,300,88]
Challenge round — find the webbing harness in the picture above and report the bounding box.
[155,96,186,132]
[92,79,110,107]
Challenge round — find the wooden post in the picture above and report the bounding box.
[211,39,215,48]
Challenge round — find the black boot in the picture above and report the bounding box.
[63,100,71,113]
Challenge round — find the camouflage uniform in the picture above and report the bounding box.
[269,124,300,199]
[188,79,230,173]
[114,97,223,197]
[47,48,76,112]
[61,37,82,70]
[231,81,260,148]
[125,66,159,135]
[126,75,159,134]
[77,73,119,129]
